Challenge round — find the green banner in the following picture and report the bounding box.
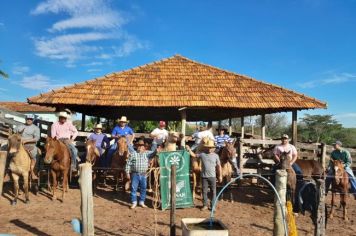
[159,150,194,210]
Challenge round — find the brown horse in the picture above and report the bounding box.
[111,136,129,191]
[295,159,324,180]
[329,159,349,221]
[279,151,297,205]
[7,133,31,205]
[219,141,236,202]
[44,137,71,202]
[84,140,100,194]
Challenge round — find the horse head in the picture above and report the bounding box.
[331,159,345,185]
[44,137,57,164]
[167,131,179,144]
[7,133,22,154]
[117,136,128,157]
[280,151,291,170]
[85,139,100,165]
[222,142,237,161]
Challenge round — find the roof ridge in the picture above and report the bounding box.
[175,55,327,107]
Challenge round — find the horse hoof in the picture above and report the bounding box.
[329,214,333,219]
[25,199,30,204]
[344,217,349,222]
[11,200,17,206]
[147,189,153,193]
[52,197,57,201]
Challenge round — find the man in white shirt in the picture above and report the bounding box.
[191,122,214,151]
[150,121,169,145]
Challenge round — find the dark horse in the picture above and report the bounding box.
[111,136,129,192]
[44,137,71,202]
[278,151,297,205]
[329,159,349,221]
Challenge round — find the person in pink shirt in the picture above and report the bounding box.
[51,111,79,171]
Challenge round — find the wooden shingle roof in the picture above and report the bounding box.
[0,102,55,113]
[28,55,326,120]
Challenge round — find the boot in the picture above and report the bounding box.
[30,159,38,180]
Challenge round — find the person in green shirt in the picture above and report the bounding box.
[326,141,356,199]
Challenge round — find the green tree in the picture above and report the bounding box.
[255,114,289,138]
[0,60,9,79]
[298,114,342,144]
[130,121,158,133]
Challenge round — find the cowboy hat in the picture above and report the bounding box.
[117,116,129,123]
[58,111,68,118]
[25,114,35,120]
[281,134,289,139]
[203,139,216,148]
[95,123,103,129]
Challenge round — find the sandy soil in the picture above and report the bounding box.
[0,180,356,236]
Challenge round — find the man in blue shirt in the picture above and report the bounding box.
[105,116,135,167]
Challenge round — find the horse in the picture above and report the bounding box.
[84,140,100,194]
[295,159,324,180]
[329,159,349,221]
[219,141,236,202]
[111,136,129,192]
[44,137,71,202]
[278,151,297,206]
[7,133,31,205]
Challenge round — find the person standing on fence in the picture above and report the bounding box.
[125,139,160,209]
[106,116,135,167]
[273,134,303,180]
[150,121,168,146]
[186,139,222,210]
[191,122,214,151]
[326,140,356,199]
[15,114,40,179]
[88,123,110,166]
[51,111,79,171]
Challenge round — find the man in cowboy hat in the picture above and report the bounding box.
[150,121,169,146]
[15,114,40,179]
[214,126,232,153]
[88,124,110,162]
[106,116,135,167]
[125,139,161,209]
[273,134,303,180]
[326,140,356,199]
[186,139,222,210]
[51,111,79,171]
[191,122,214,151]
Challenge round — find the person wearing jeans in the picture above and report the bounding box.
[325,140,356,199]
[125,140,160,209]
[186,139,222,210]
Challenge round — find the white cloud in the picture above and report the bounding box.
[18,74,67,91]
[31,0,146,65]
[299,73,356,88]
[0,87,8,92]
[87,68,101,73]
[83,61,103,66]
[12,66,30,75]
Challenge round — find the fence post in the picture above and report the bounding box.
[274,169,287,236]
[0,151,7,197]
[79,163,94,236]
[315,143,326,236]
[170,164,176,236]
[238,138,243,178]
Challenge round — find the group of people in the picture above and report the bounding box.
[14,112,356,210]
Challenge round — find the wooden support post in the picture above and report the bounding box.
[180,110,187,148]
[238,138,243,178]
[170,165,177,236]
[241,117,245,139]
[96,117,100,124]
[0,151,7,197]
[315,179,326,236]
[81,114,86,132]
[320,143,327,170]
[273,170,287,236]
[79,163,95,236]
[228,118,232,136]
[292,110,298,146]
[261,114,266,140]
[218,120,222,128]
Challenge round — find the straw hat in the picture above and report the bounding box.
[58,111,68,118]
[95,123,103,129]
[117,116,129,123]
[203,139,216,148]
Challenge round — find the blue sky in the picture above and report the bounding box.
[0,0,356,127]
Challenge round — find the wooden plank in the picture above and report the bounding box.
[0,151,6,197]
[261,114,266,140]
[292,110,297,146]
[241,117,245,139]
[240,138,281,145]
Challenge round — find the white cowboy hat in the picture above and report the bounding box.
[95,123,103,129]
[203,139,216,148]
[58,111,68,118]
[117,116,129,123]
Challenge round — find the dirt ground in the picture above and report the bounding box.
[1,180,356,236]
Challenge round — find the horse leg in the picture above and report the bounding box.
[329,192,335,219]
[341,191,348,221]
[23,173,30,204]
[192,173,196,200]
[51,170,58,201]
[62,170,69,202]
[11,173,19,205]
[147,170,153,193]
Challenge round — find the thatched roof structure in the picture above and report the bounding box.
[0,102,55,113]
[28,55,326,121]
